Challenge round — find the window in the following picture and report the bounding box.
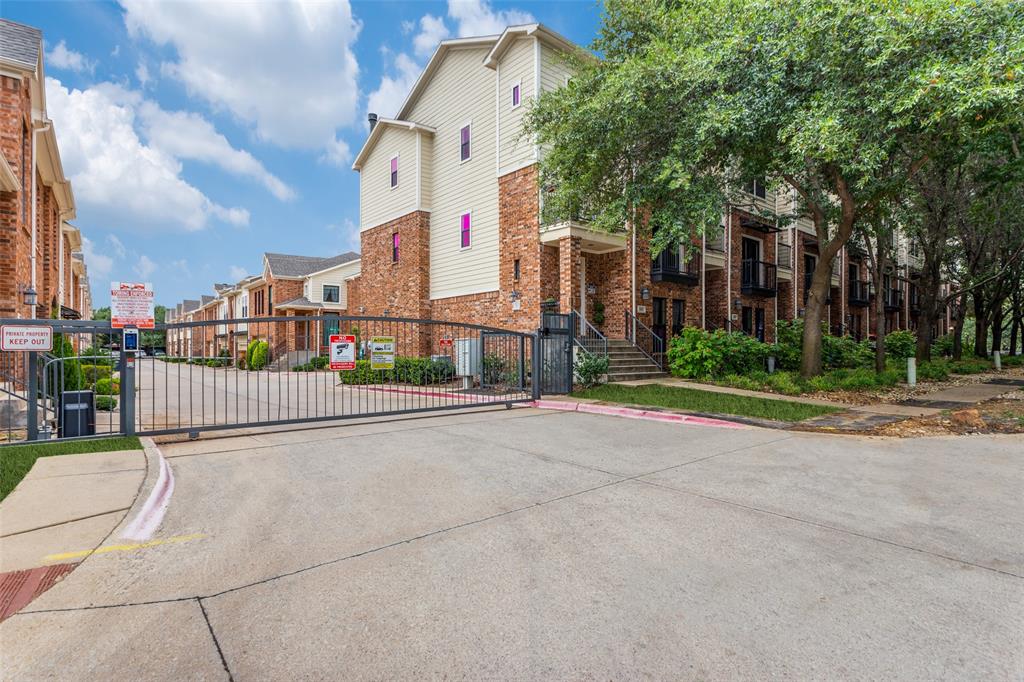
[460,124,471,162]
[513,258,521,281]
[511,82,521,108]
[267,285,273,312]
[390,155,398,188]
[392,232,400,262]
[460,212,472,248]
[744,177,767,199]
[322,284,340,303]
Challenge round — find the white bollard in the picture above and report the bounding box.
[767,356,776,374]
[994,350,1001,371]
[907,357,917,387]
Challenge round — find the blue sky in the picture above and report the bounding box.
[2,0,601,309]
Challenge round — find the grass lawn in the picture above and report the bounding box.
[573,384,841,423]
[0,437,142,502]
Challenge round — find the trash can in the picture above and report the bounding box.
[61,390,95,438]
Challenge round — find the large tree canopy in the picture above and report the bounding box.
[528,0,1024,376]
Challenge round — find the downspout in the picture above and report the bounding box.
[30,121,52,319]
[631,204,636,341]
[700,230,706,329]
[725,206,732,331]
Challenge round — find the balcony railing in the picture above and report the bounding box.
[651,250,701,285]
[883,288,904,311]
[848,279,871,306]
[909,289,920,312]
[741,259,777,296]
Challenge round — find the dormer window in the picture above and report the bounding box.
[511,82,521,108]
[390,155,398,188]
[460,124,471,162]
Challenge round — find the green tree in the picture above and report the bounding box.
[528,0,1024,377]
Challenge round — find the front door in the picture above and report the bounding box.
[742,237,760,263]
[754,307,765,342]
[671,299,685,337]
[652,297,667,342]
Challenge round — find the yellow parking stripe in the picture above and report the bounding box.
[43,533,206,562]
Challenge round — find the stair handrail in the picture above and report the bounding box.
[572,310,608,360]
[624,310,665,368]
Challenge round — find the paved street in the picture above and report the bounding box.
[2,408,1022,679]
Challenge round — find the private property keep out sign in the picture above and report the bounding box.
[111,281,155,329]
[0,325,53,351]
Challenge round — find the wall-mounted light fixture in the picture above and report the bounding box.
[641,286,650,301]
[586,283,597,295]
[20,285,37,308]
[733,298,742,310]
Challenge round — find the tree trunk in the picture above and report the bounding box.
[800,258,835,378]
[990,304,1004,355]
[871,254,887,374]
[952,297,966,360]
[1010,314,1020,356]
[973,292,988,358]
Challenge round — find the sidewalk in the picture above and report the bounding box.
[0,447,146,619]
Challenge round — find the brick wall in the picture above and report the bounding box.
[0,75,34,319]
[496,165,544,333]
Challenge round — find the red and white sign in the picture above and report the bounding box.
[111,281,155,329]
[0,325,53,351]
[329,334,356,370]
[439,337,453,348]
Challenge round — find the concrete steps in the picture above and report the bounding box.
[603,339,666,382]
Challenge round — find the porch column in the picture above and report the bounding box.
[558,236,582,315]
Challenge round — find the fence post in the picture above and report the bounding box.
[27,351,39,441]
[566,312,576,392]
[120,343,136,436]
[518,334,525,391]
[531,331,542,400]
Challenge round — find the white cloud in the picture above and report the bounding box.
[45,40,96,73]
[401,20,415,35]
[134,254,157,278]
[366,52,421,120]
[320,136,352,167]
[134,100,295,200]
[228,265,248,281]
[135,61,150,87]
[170,259,191,278]
[328,218,360,252]
[107,234,127,258]
[448,0,534,37]
[46,78,245,232]
[81,237,113,280]
[111,45,121,57]
[413,15,450,58]
[121,0,361,155]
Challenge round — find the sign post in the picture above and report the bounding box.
[111,282,155,329]
[329,334,356,371]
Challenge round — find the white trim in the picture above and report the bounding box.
[459,120,473,163]
[459,210,473,250]
[351,118,436,170]
[497,158,539,178]
[361,207,431,233]
[429,286,500,302]
[397,35,500,120]
[389,153,400,190]
[740,233,764,262]
[321,283,342,304]
[533,36,541,160]
[415,132,422,207]
[495,61,501,175]
[510,79,522,109]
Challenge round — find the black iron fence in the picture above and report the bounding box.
[741,259,777,294]
[624,310,664,368]
[2,315,558,444]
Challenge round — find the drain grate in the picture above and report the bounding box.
[0,563,77,621]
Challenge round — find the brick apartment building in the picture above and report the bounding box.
[344,22,947,356]
[1,19,92,323]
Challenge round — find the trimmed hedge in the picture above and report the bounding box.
[95,377,120,395]
[338,357,456,385]
[81,364,113,385]
[95,395,118,411]
[246,339,269,371]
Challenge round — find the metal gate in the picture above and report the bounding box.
[2,314,580,444]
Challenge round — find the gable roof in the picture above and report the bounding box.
[0,19,41,71]
[182,299,200,313]
[395,34,499,121]
[482,23,582,70]
[351,119,436,170]
[264,251,360,278]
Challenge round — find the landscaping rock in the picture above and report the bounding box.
[949,409,986,430]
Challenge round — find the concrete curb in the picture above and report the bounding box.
[532,399,750,429]
[120,437,174,541]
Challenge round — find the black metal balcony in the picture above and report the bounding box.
[651,250,701,285]
[883,288,904,311]
[909,288,920,313]
[848,279,871,307]
[742,259,777,296]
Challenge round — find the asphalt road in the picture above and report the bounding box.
[3,407,1022,680]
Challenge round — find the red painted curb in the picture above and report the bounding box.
[531,400,748,429]
[0,563,77,621]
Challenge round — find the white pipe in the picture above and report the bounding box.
[700,230,706,329]
[630,204,636,341]
[725,206,732,331]
[30,122,52,319]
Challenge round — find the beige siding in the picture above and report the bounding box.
[407,46,500,300]
[306,260,361,307]
[359,126,419,231]
[498,36,537,175]
[540,42,572,93]
[419,132,433,210]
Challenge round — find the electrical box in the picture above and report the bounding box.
[454,337,481,377]
[123,327,139,352]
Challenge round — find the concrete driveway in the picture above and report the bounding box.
[2,407,1022,680]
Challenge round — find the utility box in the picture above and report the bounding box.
[60,390,96,438]
[454,337,481,377]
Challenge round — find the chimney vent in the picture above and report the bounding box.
[368,113,378,131]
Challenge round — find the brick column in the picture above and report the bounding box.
[558,236,581,315]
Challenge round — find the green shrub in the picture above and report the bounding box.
[247,340,269,371]
[822,333,872,369]
[51,334,84,395]
[81,364,112,385]
[917,361,950,382]
[1001,354,1023,367]
[574,353,609,389]
[772,319,804,371]
[948,358,991,375]
[94,377,120,395]
[719,373,765,391]
[667,327,767,379]
[884,330,917,359]
[836,369,882,391]
[931,334,954,357]
[764,371,803,395]
[95,395,117,411]
[311,356,329,370]
[806,374,840,392]
[338,357,456,386]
